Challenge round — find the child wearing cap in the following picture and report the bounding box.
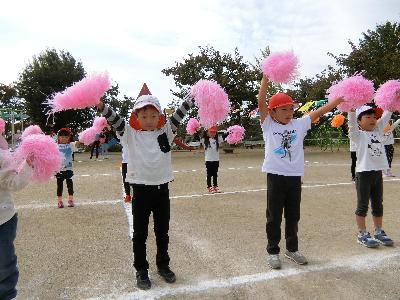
[97,93,194,290]
[55,128,75,208]
[258,75,343,269]
[200,126,225,193]
[348,105,394,248]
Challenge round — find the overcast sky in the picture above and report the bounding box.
[0,0,399,107]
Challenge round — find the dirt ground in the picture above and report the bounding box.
[13,148,400,299]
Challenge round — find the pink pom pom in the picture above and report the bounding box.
[225,125,245,145]
[14,134,62,182]
[46,73,111,114]
[0,118,5,134]
[186,118,200,135]
[261,52,299,83]
[78,127,100,145]
[327,75,375,112]
[190,80,230,129]
[93,116,108,130]
[21,125,43,140]
[375,80,400,111]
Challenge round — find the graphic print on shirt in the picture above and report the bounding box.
[367,133,383,157]
[273,129,297,161]
[59,144,72,169]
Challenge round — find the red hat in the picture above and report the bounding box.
[268,93,294,109]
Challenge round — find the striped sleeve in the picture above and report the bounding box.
[100,105,126,136]
[169,94,195,133]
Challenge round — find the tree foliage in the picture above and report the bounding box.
[0,83,25,111]
[16,49,93,132]
[162,46,262,139]
[329,21,400,86]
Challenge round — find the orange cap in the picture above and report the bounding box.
[268,93,294,109]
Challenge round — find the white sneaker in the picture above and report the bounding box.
[285,251,308,265]
[268,254,281,269]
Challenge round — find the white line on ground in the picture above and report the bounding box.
[86,250,400,300]
[15,178,400,210]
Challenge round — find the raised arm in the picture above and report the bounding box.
[385,118,400,134]
[308,97,344,123]
[169,94,195,133]
[97,101,125,136]
[258,75,269,123]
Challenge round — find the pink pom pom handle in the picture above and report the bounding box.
[190,80,230,129]
[327,75,375,112]
[375,80,400,111]
[225,125,245,145]
[14,134,62,182]
[93,116,108,130]
[0,118,5,134]
[21,125,43,140]
[186,118,200,135]
[46,73,111,114]
[261,52,299,84]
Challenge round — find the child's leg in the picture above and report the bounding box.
[121,163,130,196]
[350,151,357,179]
[370,171,383,229]
[385,145,394,169]
[131,185,152,272]
[355,172,372,231]
[0,214,19,300]
[152,185,171,270]
[95,143,100,159]
[212,161,219,187]
[65,171,74,205]
[266,174,285,254]
[283,176,302,252]
[56,173,64,199]
[205,162,212,188]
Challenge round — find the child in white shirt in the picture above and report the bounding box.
[348,105,394,248]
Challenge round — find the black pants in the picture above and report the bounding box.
[131,183,170,271]
[56,170,74,197]
[266,173,301,254]
[205,161,219,187]
[121,163,131,196]
[355,171,383,217]
[350,151,357,179]
[384,145,394,168]
[90,141,100,159]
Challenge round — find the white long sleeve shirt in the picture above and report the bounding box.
[0,152,32,225]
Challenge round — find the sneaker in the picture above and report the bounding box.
[374,229,394,246]
[213,186,220,193]
[136,270,151,290]
[268,254,281,269]
[357,231,380,248]
[158,267,176,283]
[124,195,132,203]
[285,251,308,265]
[58,201,64,208]
[386,169,395,177]
[67,199,74,207]
[207,187,215,193]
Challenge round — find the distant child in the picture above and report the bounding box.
[383,119,400,177]
[121,146,132,203]
[258,75,343,269]
[0,137,33,300]
[200,126,224,193]
[348,105,394,247]
[97,94,194,290]
[90,133,100,160]
[350,137,357,181]
[56,128,74,208]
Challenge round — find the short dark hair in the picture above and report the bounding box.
[357,109,376,121]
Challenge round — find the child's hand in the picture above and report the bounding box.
[96,101,105,111]
[26,153,34,167]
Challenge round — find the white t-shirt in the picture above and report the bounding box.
[118,121,175,185]
[200,135,224,162]
[261,115,311,176]
[349,139,357,152]
[348,111,392,172]
[121,146,128,163]
[383,132,394,146]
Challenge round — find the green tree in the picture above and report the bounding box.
[162,46,262,139]
[0,83,25,111]
[329,21,400,86]
[16,48,95,132]
[101,84,135,120]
